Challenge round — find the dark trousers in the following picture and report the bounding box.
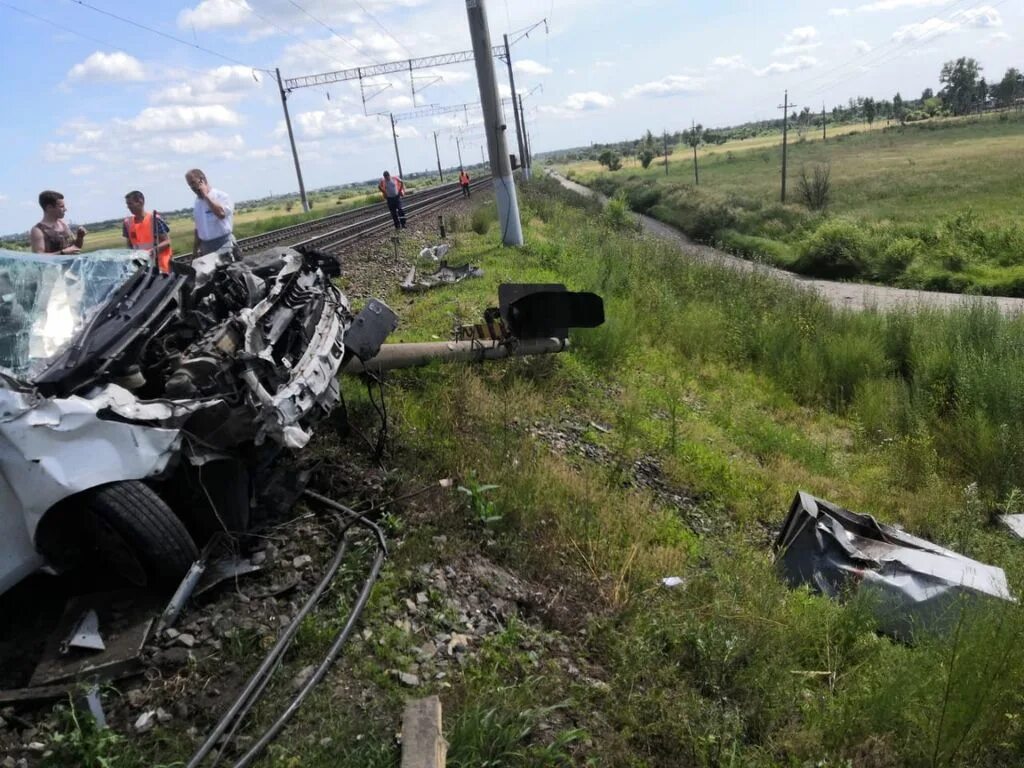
[460,183,470,198]
[386,196,407,229]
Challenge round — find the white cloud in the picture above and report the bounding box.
[567,68,577,75]
[594,60,616,68]
[123,105,241,133]
[625,75,706,98]
[853,39,872,52]
[989,30,1011,41]
[295,109,391,140]
[952,5,1002,28]
[514,59,553,76]
[855,0,945,11]
[828,8,850,15]
[773,42,822,56]
[0,194,8,204]
[247,146,285,159]
[178,0,252,30]
[710,55,747,71]
[753,56,818,77]
[564,91,615,110]
[784,26,818,45]
[162,65,263,105]
[68,52,145,83]
[69,165,95,176]
[165,132,245,156]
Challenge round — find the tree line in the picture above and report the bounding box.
[551,56,1023,169]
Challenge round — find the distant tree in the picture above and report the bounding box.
[921,87,934,101]
[994,67,1023,108]
[923,96,944,116]
[598,149,622,171]
[638,148,655,169]
[939,57,981,116]
[893,92,906,124]
[864,97,877,126]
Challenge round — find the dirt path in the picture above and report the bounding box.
[548,171,1024,315]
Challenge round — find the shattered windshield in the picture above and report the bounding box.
[0,249,140,379]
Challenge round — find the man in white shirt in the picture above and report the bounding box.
[185,168,235,257]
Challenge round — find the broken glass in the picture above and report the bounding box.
[0,249,139,379]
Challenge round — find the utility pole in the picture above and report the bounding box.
[468,0,523,246]
[822,102,827,141]
[691,119,699,186]
[480,145,486,166]
[518,93,531,174]
[663,130,669,176]
[502,33,528,180]
[455,136,464,169]
[389,112,404,179]
[777,90,797,203]
[276,68,309,212]
[433,131,444,181]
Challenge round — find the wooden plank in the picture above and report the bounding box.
[401,695,447,768]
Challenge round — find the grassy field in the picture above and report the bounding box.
[67,178,1024,767]
[559,112,1024,296]
[78,187,385,252]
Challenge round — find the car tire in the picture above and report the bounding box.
[83,481,198,588]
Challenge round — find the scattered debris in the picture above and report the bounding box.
[775,491,1014,639]
[999,514,1024,539]
[660,577,685,588]
[62,609,105,653]
[418,243,451,262]
[400,261,483,292]
[292,554,313,569]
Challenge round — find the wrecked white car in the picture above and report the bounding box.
[0,246,397,596]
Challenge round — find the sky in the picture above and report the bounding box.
[0,0,1020,234]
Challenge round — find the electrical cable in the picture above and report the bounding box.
[62,0,271,72]
[350,0,413,58]
[0,1,229,79]
[283,0,386,67]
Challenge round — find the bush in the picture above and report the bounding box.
[470,205,496,235]
[604,191,637,231]
[873,236,922,280]
[795,219,870,279]
[797,163,832,211]
[624,183,662,214]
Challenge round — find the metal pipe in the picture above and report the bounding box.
[343,337,568,374]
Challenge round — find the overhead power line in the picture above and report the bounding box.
[0,0,244,78]
[350,0,413,58]
[64,0,270,72]
[282,0,382,67]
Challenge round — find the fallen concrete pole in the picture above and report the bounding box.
[343,337,568,374]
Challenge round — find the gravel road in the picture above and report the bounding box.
[549,171,1024,316]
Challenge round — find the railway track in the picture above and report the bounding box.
[237,177,490,255]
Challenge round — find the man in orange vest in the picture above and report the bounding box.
[123,190,172,272]
[378,170,407,230]
[459,169,471,198]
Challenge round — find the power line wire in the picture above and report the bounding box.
[0,0,240,79]
[63,0,271,72]
[350,0,413,58]
[283,0,385,67]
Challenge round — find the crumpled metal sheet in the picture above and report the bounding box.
[775,491,1014,639]
[0,382,225,594]
[400,261,483,292]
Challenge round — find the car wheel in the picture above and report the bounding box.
[82,481,198,588]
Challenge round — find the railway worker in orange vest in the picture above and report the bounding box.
[378,170,407,230]
[123,190,172,272]
[459,169,471,198]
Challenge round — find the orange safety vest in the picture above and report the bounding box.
[124,212,172,272]
[379,176,405,198]
[459,171,470,186]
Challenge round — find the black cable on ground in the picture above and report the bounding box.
[186,493,386,768]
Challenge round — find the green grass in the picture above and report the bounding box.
[561,112,1024,296]
[72,177,1024,766]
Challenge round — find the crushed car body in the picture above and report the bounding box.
[775,491,1014,639]
[0,249,603,599]
[0,245,396,596]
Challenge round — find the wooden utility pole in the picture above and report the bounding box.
[275,68,309,212]
[455,136,464,170]
[467,0,523,245]
[777,90,797,203]
[433,131,444,181]
[691,119,699,185]
[389,112,404,179]
[502,33,528,180]
[518,93,531,173]
[822,102,826,141]
[663,130,669,176]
